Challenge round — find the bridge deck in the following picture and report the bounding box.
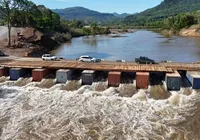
[1,60,200,72]
[0,60,174,72]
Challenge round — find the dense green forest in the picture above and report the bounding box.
[123,0,200,26]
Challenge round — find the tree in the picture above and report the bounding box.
[0,0,27,47]
[60,19,70,33]
[51,12,60,30]
[37,5,61,30]
[90,22,97,35]
[69,19,84,29]
[20,1,40,27]
[10,1,40,27]
[82,27,91,36]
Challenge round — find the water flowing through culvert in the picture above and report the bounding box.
[1,79,200,139]
[91,81,108,92]
[0,77,8,83]
[36,79,57,89]
[14,77,33,87]
[61,80,82,91]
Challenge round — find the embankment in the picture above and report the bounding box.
[0,26,58,57]
[179,25,200,37]
[161,25,200,37]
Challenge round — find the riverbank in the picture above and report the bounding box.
[179,25,200,37]
[160,25,200,37]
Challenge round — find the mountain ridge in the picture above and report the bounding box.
[52,7,117,23]
[124,0,200,25]
[52,7,131,23]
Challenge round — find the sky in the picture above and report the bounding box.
[31,0,163,14]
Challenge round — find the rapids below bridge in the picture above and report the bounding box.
[0,59,200,139]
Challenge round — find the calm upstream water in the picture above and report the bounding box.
[53,30,200,62]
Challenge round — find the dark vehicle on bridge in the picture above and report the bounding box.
[135,56,155,64]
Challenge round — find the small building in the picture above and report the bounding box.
[165,70,181,91]
[186,71,200,89]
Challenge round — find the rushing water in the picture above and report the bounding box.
[1,77,200,139]
[53,30,200,62]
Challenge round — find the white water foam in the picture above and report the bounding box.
[0,81,200,140]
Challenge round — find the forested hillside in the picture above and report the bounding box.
[124,0,200,25]
[52,7,117,24]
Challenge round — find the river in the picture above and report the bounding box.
[1,30,200,139]
[52,30,200,62]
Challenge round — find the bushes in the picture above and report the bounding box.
[163,13,197,30]
[53,33,72,43]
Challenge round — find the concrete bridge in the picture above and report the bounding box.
[0,58,200,91]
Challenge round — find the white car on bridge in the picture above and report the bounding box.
[78,55,97,62]
[42,54,57,60]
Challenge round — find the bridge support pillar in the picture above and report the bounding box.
[166,70,181,91]
[136,72,149,89]
[108,71,121,87]
[56,69,73,83]
[186,71,200,89]
[10,68,27,80]
[32,69,50,82]
[0,67,9,77]
[82,70,95,85]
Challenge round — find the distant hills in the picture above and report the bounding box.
[113,12,131,18]
[52,0,200,26]
[52,7,130,23]
[124,0,200,25]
